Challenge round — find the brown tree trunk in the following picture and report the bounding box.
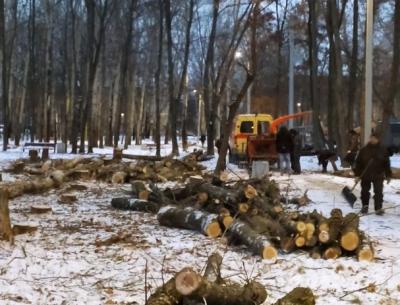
[380,0,400,140]
[154,0,164,157]
[307,0,325,150]
[0,0,8,150]
[164,0,179,155]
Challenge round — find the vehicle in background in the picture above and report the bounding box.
[228,111,312,165]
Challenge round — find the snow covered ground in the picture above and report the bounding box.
[0,143,399,305]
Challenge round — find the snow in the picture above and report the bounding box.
[0,143,399,305]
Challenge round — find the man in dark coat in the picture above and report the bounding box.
[276,126,293,174]
[289,129,301,174]
[354,133,392,215]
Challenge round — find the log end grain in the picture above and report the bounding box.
[358,245,374,262]
[340,231,360,251]
[323,246,342,260]
[318,230,330,243]
[175,267,201,296]
[262,244,278,260]
[222,216,233,229]
[205,222,222,238]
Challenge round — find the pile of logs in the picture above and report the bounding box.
[112,178,374,262]
[147,252,315,305]
[4,151,207,184]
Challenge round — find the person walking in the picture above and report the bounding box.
[276,126,293,174]
[354,132,392,215]
[289,129,301,174]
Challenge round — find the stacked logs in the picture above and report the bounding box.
[112,178,374,262]
[4,152,206,184]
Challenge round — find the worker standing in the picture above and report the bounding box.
[276,126,293,174]
[354,132,392,215]
[289,129,301,174]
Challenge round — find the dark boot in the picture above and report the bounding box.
[360,206,369,214]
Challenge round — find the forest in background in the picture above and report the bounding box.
[0,0,398,164]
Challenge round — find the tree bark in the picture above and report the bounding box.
[164,0,179,155]
[380,0,400,140]
[307,0,325,150]
[157,205,222,238]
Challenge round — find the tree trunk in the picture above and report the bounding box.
[0,189,13,243]
[164,0,179,155]
[380,0,400,140]
[154,0,164,157]
[0,0,8,150]
[307,0,325,150]
[347,0,359,130]
[203,0,220,155]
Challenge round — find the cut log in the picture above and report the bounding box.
[175,267,268,305]
[111,171,127,184]
[66,184,88,191]
[58,194,77,204]
[296,221,307,234]
[310,247,322,259]
[203,252,223,283]
[218,215,233,230]
[228,219,278,260]
[158,206,222,238]
[340,213,360,251]
[0,190,13,242]
[111,197,160,213]
[131,181,150,200]
[274,287,315,305]
[31,205,52,214]
[13,223,38,235]
[238,203,250,214]
[323,245,342,259]
[295,235,306,248]
[41,160,53,172]
[357,241,374,262]
[244,184,258,199]
[146,276,182,305]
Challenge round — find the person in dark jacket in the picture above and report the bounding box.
[354,132,392,215]
[289,129,301,174]
[200,134,206,147]
[276,126,293,174]
[317,150,336,173]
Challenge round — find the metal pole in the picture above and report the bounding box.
[197,93,202,136]
[247,62,251,113]
[364,0,373,145]
[288,26,294,128]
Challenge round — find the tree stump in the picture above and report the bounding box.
[274,287,315,305]
[0,190,13,243]
[31,205,52,214]
[251,161,269,179]
[29,149,39,162]
[42,148,49,161]
[113,148,123,161]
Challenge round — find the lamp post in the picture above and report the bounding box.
[363,0,373,145]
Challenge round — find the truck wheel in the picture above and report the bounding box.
[229,152,237,164]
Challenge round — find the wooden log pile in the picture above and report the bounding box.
[112,178,374,261]
[3,151,207,184]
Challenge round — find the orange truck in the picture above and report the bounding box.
[229,111,312,164]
